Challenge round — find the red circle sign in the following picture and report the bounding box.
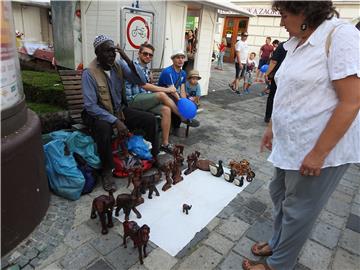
[126,16,150,49]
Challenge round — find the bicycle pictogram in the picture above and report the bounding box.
[131,26,146,38]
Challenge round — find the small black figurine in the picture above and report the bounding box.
[182,204,192,215]
[224,168,237,183]
[209,160,224,177]
[234,176,244,187]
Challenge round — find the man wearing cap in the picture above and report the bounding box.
[229,32,249,94]
[125,43,190,153]
[81,35,159,191]
[158,49,200,133]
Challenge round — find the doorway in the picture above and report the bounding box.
[222,16,248,63]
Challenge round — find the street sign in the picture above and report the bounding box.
[123,9,153,50]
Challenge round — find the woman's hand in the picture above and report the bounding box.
[260,125,273,152]
[300,149,325,176]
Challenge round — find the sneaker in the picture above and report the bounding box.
[235,91,243,95]
[160,143,175,154]
[183,119,200,127]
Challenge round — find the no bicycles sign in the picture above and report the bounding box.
[124,12,152,50]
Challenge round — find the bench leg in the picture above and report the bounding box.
[185,125,190,138]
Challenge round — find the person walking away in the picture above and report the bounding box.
[243,1,360,270]
[215,38,227,70]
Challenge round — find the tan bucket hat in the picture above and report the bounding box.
[187,69,201,80]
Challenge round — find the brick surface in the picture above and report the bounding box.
[63,224,97,249]
[219,251,245,270]
[331,248,360,270]
[310,222,341,249]
[243,179,265,194]
[245,218,273,243]
[319,210,346,229]
[298,240,333,270]
[339,229,360,256]
[105,246,141,270]
[86,259,114,270]
[325,197,351,217]
[176,228,210,259]
[177,246,223,270]
[216,216,250,241]
[204,232,234,255]
[143,248,177,270]
[232,237,257,261]
[346,214,360,233]
[60,244,98,270]
[89,232,122,256]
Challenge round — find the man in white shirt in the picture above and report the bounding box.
[229,32,249,94]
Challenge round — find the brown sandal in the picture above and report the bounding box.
[242,258,272,270]
[251,242,273,256]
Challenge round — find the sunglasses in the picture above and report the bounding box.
[141,52,154,57]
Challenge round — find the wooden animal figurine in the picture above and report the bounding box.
[224,168,237,183]
[123,220,150,265]
[234,176,244,187]
[173,144,185,166]
[161,161,173,191]
[183,204,192,214]
[209,160,224,177]
[172,158,183,184]
[184,151,200,175]
[90,190,115,234]
[115,193,142,220]
[140,168,161,199]
[196,159,215,171]
[246,171,255,182]
[128,167,143,200]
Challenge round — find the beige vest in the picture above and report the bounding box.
[87,59,126,115]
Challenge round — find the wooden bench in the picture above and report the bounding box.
[59,68,193,137]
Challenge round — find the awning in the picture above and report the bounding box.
[200,0,255,17]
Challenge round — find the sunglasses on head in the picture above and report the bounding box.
[142,52,154,57]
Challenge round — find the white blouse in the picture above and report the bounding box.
[268,17,360,170]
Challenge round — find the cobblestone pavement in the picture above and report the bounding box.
[2,63,359,270]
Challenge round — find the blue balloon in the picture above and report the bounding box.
[260,64,269,73]
[177,98,197,120]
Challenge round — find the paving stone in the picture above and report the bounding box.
[346,214,360,233]
[340,179,359,190]
[217,205,235,219]
[143,248,177,270]
[350,203,360,216]
[128,262,148,270]
[325,197,351,217]
[176,228,210,259]
[5,265,20,270]
[204,232,234,255]
[245,218,273,243]
[330,190,353,204]
[216,216,250,241]
[319,210,346,229]
[89,231,122,256]
[29,257,40,268]
[219,251,244,270]
[206,217,221,231]
[64,223,97,249]
[177,246,223,270]
[298,240,332,270]
[336,184,355,197]
[354,194,360,205]
[105,246,142,270]
[232,237,258,261]
[339,229,360,256]
[243,198,267,214]
[39,261,63,270]
[86,259,114,270]
[243,179,265,194]
[310,222,341,249]
[294,264,311,270]
[21,265,34,270]
[233,206,261,225]
[60,244,98,269]
[331,248,360,270]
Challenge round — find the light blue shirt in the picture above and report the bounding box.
[125,59,151,102]
[185,81,201,97]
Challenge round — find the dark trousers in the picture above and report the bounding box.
[265,80,277,121]
[82,107,159,170]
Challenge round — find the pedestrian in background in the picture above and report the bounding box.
[215,38,227,70]
[243,1,360,270]
[255,37,274,82]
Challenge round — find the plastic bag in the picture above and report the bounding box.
[126,135,153,160]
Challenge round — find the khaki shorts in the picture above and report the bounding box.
[129,93,163,115]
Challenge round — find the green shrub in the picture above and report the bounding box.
[22,70,67,108]
[27,102,64,114]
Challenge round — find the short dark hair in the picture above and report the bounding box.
[266,36,271,41]
[250,52,256,57]
[272,39,279,45]
[272,1,339,29]
[139,42,155,53]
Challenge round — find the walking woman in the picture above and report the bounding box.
[215,38,227,70]
[243,1,360,270]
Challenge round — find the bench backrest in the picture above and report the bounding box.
[59,68,164,123]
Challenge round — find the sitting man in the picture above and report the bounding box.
[158,49,200,134]
[81,35,159,191]
[125,43,191,153]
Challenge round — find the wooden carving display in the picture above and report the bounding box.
[127,167,144,202]
[161,161,173,191]
[209,160,224,177]
[123,220,150,264]
[224,168,237,183]
[184,151,200,175]
[140,168,161,199]
[182,204,192,215]
[172,146,184,184]
[234,176,244,187]
[196,159,215,171]
[90,190,115,234]
[115,193,142,220]
[229,159,255,182]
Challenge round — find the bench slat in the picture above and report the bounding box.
[63,85,82,90]
[60,75,82,81]
[62,80,82,85]
[58,70,82,76]
[64,89,82,95]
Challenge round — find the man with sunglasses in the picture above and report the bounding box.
[81,35,159,191]
[125,43,198,151]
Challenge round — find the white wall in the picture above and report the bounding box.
[195,5,217,95]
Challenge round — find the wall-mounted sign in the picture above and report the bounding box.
[218,8,280,17]
[121,7,154,51]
